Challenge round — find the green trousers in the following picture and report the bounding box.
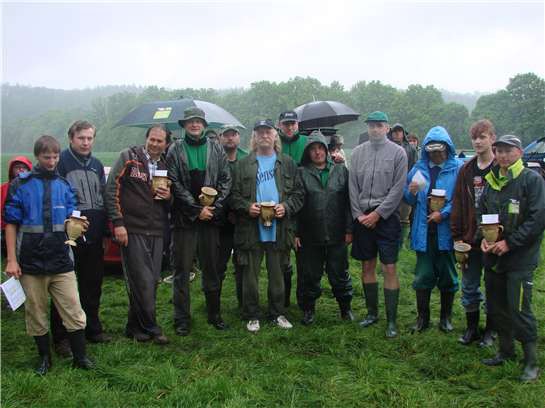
[413,234,458,292]
[239,243,288,320]
[485,267,537,344]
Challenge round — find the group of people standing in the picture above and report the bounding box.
[2,107,544,382]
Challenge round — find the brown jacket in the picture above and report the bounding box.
[450,156,494,246]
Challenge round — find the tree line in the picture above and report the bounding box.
[1,73,543,153]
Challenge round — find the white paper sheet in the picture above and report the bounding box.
[1,276,26,311]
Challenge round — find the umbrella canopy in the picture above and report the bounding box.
[114,99,245,131]
[293,100,360,129]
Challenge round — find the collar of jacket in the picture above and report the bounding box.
[68,146,92,166]
[32,164,59,179]
[485,159,524,191]
[279,130,300,144]
[184,132,207,146]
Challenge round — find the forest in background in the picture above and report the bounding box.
[2,72,543,152]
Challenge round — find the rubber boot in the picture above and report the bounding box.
[479,313,497,348]
[206,291,227,330]
[411,289,431,333]
[520,342,539,382]
[359,282,379,327]
[338,299,354,321]
[401,224,411,250]
[384,288,399,338]
[482,332,515,366]
[33,334,51,376]
[458,310,480,345]
[301,303,315,326]
[439,291,455,332]
[68,329,94,370]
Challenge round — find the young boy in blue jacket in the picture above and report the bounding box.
[4,135,94,375]
[404,126,463,334]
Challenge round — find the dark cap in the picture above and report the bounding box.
[493,134,522,150]
[364,111,389,123]
[219,124,240,135]
[278,111,298,123]
[253,119,275,130]
[178,107,208,127]
[424,142,447,152]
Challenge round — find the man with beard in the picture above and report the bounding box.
[218,125,247,308]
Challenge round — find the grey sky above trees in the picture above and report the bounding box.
[2,0,543,93]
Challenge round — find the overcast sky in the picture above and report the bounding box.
[2,0,544,93]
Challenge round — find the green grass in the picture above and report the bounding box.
[2,243,544,407]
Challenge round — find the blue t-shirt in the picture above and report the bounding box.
[256,154,279,242]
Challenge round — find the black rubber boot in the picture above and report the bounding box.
[439,291,455,333]
[359,282,379,327]
[411,289,431,333]
[384,289,399,338]
[482,332,515,366]
[458,310,480,345]
[301,304,315,326]
[520,342,539,382]
[206,291,227,330]
[33,334,51,376]
[68,329,94,370]
[479,314,497,348]
[338,300,354,321]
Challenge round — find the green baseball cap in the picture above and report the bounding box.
[178,107,208,127]
[364,111,389,123]
[219,124,241,135]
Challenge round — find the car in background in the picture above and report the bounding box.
[103,167,122,266]
[523,136,545,179]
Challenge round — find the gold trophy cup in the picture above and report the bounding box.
[152,170,171,200]
[199,187,218,207]
[480,223,504,244]
[64,213,88,246]
[429,189,447,212]
[453,242,471,266]
[259,201,276,227]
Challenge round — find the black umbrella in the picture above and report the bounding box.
[114,98,245,131]
[293,100,360,129]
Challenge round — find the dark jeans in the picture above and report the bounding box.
[51,242,104,342]
[299,242,353,308]
[485,267,537,344]
[121,234,163,336]
[460,249,485,312]
[172,222,221,327]
[240,243,287,320]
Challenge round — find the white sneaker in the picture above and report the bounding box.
[274,315,293,329]
[162,274,174,284]
[247,320,260,332]
[189,272,196,282]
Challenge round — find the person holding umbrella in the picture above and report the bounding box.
[349,111,407,338]
[166,107,231,336]
[230,119,303,332]
[276,110,308,308]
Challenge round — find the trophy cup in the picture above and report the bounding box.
[199,187,218,206]
[64,210,89,246]
[480,214,504,244]
[152,169,171,200]
[453,242,471,267]
[259,201,276,227]
[429,189,446,212]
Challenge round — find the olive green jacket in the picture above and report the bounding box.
[230,151,304,251]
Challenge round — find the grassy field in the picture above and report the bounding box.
[1,152,544,407]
